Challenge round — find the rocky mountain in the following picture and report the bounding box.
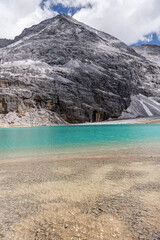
[0,14,160,126]
[132,44,160,65]
[0,39,13,49]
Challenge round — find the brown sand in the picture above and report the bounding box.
[0,143,160,240]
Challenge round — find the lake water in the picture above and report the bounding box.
[0,124,160,158]
[0,124,160,240]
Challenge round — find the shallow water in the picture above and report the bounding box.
[0,125,160,239]
[0,124,160,160]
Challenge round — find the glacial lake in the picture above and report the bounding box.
[0,124,160,240]
[0,124,160,156]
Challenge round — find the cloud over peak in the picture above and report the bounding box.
[0,0,55,39]
[0,0,160,44]
[73,0,160,44]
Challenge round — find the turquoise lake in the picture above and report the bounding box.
[1,124,160,239]
[0,124,160,159]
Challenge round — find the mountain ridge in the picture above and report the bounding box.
[0,14,160,126]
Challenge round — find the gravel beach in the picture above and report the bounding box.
[0,142,160,240]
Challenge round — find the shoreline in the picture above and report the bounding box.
[80,117,160,125]
[0,117,160,128]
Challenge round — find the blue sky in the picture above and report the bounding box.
[51,4,79,15]
[41,1,80,16]
[133,33,160,46]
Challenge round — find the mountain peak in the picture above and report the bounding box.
[0,15,159,125]
[55,14,72,19]
[1,14,140,62]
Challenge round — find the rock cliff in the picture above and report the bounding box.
[0,14,160,126]
[121,44,160,119]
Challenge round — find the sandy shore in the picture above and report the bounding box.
[0,142,160,240]
[0,117,160,128]
[80,117,160,125]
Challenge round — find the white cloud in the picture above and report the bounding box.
[46,0,91,8]
[0,0,160,44]
[0,0,56,39]
[142,34,153,43]
[73,0,160,44]
[49,0,160,44]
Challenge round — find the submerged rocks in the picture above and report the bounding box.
[0,15,160,125]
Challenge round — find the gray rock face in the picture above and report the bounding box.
[0,39,13,49]
[121,44,160,119]
[132,44,160,65]
[0,14,160,125]
[120,94,160,119]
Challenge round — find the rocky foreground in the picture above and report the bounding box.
[0,14,160,126]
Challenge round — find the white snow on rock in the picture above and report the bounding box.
[0,59,51,68]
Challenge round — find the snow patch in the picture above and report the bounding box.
[0,59,50,68]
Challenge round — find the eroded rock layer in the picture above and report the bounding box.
[0,15,160,126]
